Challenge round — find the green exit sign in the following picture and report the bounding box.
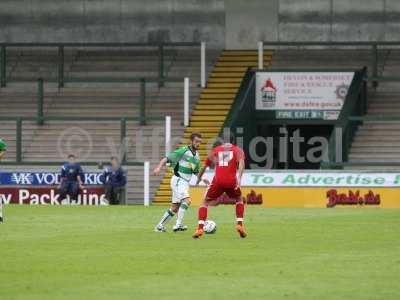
[275,110,339,120]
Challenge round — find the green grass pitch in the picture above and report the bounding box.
[1,205,399,300]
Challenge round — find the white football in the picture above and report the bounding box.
[204,220,217,234]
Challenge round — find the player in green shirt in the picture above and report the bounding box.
[0,138,6,161]
[153,133,202,232]
[0,138,7,223]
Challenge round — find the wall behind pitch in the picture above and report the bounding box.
[225,0,279,49]
[225,0,400,49]
[0,0,225,47]
[1,0,400,49]
[279,0,387,42]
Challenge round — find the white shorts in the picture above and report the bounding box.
[170,175,190,204]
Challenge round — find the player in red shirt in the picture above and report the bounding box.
[193,141,246,239]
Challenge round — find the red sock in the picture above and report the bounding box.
[198,206,208,229]
[236,202,244,225]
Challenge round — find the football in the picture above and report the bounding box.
[204,220,217,234]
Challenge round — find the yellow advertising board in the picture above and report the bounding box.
[190,187,400,208]
[188,171,400,208]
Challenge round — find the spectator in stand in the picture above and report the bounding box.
[101,157,127,205]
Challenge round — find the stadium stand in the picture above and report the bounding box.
[2,47,400,202]
[348,86,400,169]
[153,50,273,204]
[152,47,400,205]
[0,47,219,203]
[265,48,400,170]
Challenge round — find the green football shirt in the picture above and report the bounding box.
[167,146,200,181]
[0,138,7,152]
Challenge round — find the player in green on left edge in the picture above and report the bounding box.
[0,138,7,223]
[153,133,202,232]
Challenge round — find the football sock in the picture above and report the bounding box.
[197,206,208,229]
[158,208,175,226]
[176,201,189,226]
[236,202,244,226]
[0,203,3,223]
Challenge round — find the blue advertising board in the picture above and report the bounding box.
[0,172,103,186]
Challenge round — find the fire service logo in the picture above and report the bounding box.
[326,189,381,208]
[260,78,277,107]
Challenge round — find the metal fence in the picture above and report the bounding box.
[258,41,400,87]
[0,42,205,88]
[0,116,165,164]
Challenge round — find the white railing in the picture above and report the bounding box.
[201,41,206,88]
[258,41,264,69]
[184,77,190,127]
[143,161,150,206]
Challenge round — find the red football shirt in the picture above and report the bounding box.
[205,143,245,186]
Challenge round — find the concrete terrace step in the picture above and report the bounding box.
[192,111,228,116]
[348,153,400,159]
[207,78,243,83]
[360,123,400,129]
[350,147,400,153]
[344,165,400,171]
[351,141,400,147]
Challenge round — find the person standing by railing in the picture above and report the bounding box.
[58,154,85,205]
[100,157,127,205]
[0,138,7,223]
